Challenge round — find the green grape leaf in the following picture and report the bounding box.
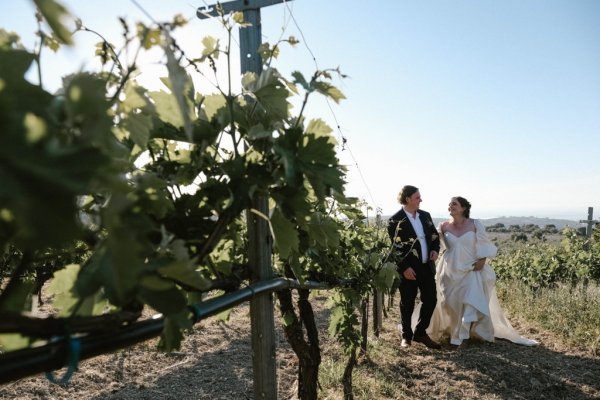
[75,245,110,299]
[291,71,310,92]
[248,123,272,140]
[270,208,299,259]
[288,255,305,284]
[122,82,152,112]
[0,279,34,313]
[159,309,193,352]
[149,90,184,130]
[33,0,73,45]
[137,23,162,49]
[282,311,295,327]
[272,127,303,186]
[77,290,108,316]
[374,262,399,290]
[243,68,290,120]
[124,112,153,148]
[298,134,346,198]
[47,264,80,316]
[328,306,345,336]
[42,33,61,52]
[0,334,31,352]
[105,218,146,304]
[201,36,219,58]
[138,284,187,315]
[254,84,290,120]
[306,118,333,140]
[312,81,346,104]
[157,260,210,291]
[0,29,21,49]
[140,274,174,291]
[306,214,340,249]
[164,35,194,141]
[214,307,232,322]
[201,93,227,121]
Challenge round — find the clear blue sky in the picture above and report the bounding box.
[2,0,599,220]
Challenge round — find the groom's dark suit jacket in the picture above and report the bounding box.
[387,208,440,274]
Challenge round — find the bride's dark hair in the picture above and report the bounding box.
[455,196,471,218]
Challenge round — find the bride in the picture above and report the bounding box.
[427,196,538,347]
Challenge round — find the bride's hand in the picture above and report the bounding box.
[472,258,486,271]
[429,250,438,262]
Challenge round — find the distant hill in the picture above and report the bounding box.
[475,216,579,230]
[381,216,580,230]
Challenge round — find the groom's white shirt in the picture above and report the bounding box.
[403,207,428,262]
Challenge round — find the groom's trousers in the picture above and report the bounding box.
[399,263,437,340]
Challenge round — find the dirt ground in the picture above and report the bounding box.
[0,291,599,400]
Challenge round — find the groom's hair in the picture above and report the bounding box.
[398,185,419,205]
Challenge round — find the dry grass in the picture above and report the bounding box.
[317,290,600,400]
[497,280,600,355]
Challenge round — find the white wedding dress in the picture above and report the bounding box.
[426,219,538,346]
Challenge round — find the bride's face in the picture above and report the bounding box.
[448,198,465,217]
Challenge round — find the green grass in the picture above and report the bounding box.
[496,279,600,354]
[318,339,412,400]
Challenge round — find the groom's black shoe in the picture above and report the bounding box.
[413,334,441,349]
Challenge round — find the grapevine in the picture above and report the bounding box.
[0,2,398,398]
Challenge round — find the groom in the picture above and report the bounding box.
[387,185,441,349]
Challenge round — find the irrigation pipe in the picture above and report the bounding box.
[0,277,334,384]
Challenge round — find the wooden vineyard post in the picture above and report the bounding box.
[197,2,292,398]
[372,289,382,337]
[579,207,599,238]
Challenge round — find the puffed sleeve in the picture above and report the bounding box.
[474,219,497,259]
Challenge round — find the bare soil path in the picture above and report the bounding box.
[1,292,598,399]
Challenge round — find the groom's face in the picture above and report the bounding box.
[406,191,422,210]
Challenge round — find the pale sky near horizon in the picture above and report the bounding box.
[2,0,599,221]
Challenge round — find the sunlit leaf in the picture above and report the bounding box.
[137,23,162,49]
[0,334,30,352]
[33,0,73,45]
[23,112,47,143]
[47,264,80,316]
[313,81,346,104]
[243,68,290,120]
[124,112,153,148]
[201,93,227,121]
[164,33,195,141]
[306,118,333,140]
[201,36,219,58]
[214,307,232,322]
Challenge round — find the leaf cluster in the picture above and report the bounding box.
[0,4,382,355]
[493,226,600,289]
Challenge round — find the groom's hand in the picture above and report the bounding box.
[403,267,417,280]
